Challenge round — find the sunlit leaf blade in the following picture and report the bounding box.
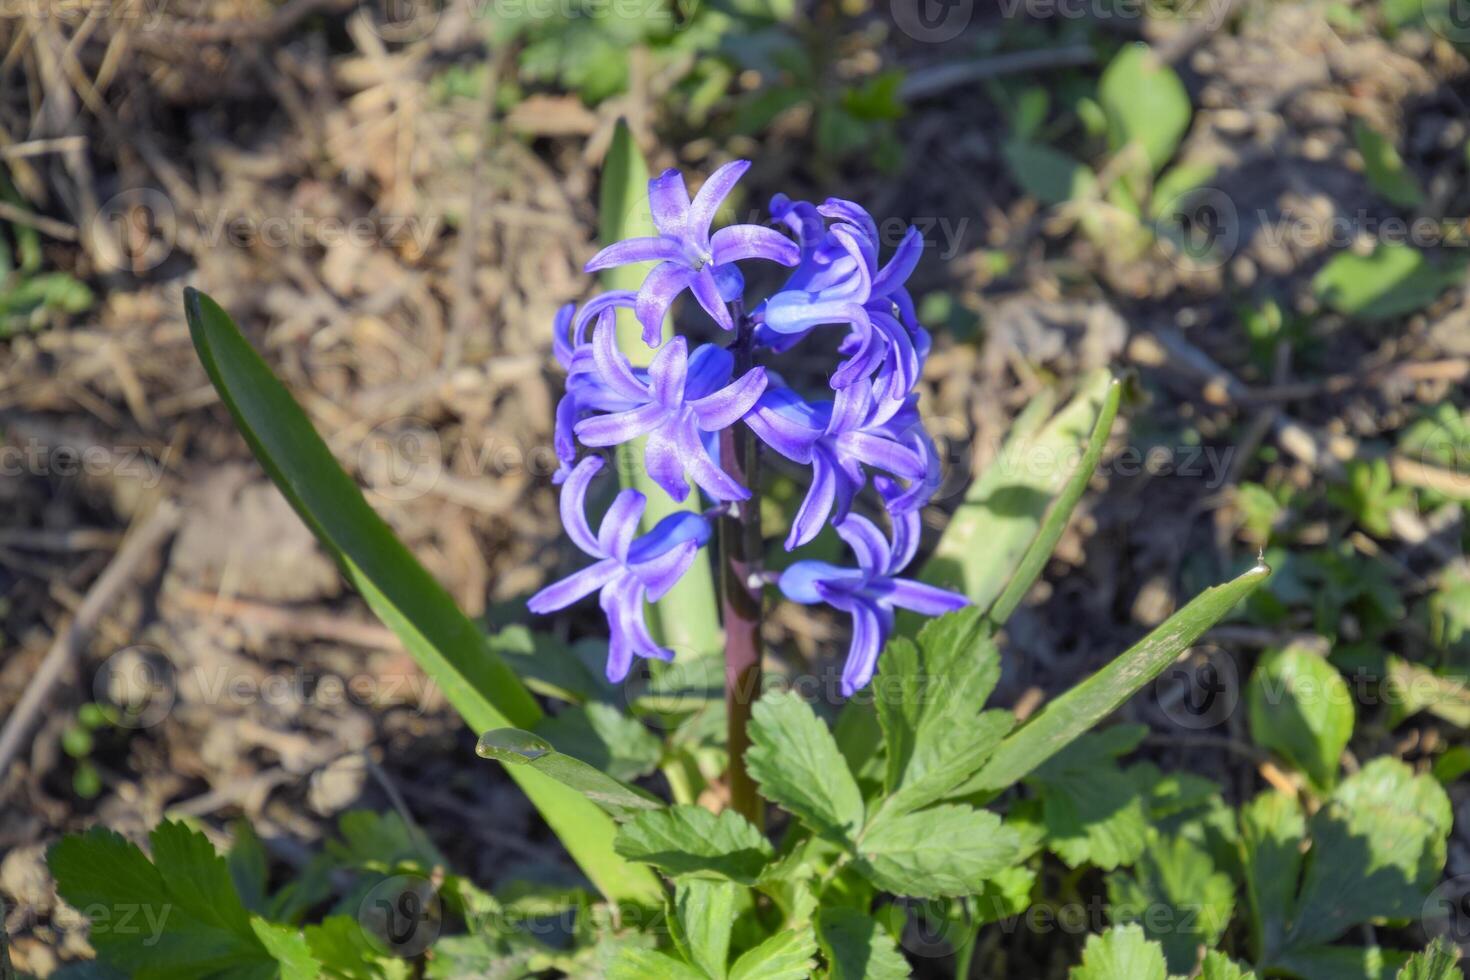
[922,369,1112,609]
[971,561,1270,792]
[746,690,865,842]
[989,376,1122,624]
[1246,644,1354,794]
[184,288,661,905]
[598,121,722,658]
[477,728,665,820]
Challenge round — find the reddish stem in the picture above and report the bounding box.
[719,316,764,827]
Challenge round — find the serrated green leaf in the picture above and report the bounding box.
[1200,951,1257,980]
[874,608,1012,816]
[1353,121,1424,209]
[728,925,818,980]
[615,806,773,883]
[1313,244,1467,321]
[476,728,664,820]
[1105,834,1234,974]
[48,822,279,979]
[1286,758,1452,952]
[1027,726,1150,870]
[1395,939,1463,980]
[747,690,864,841]
[816,907,911,979]
[855,805,1024,898]
[1247,644,1353,794]
[973,562,1270,792]
[251,919,320,980]
[673,879,737,979]
[183,287,659,905]
[1069,924,1169,980]
[1099,43,1192,174]
[608,947,709,980]
[328,810,442,873]
[304,916,413,980]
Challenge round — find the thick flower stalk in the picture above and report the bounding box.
[535,158,967,816]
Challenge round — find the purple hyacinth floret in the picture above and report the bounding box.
[571,315,767,502]
[778,504,968,695]
[746,379,932,550]
[755,196,931,397]
[529,457,711,682]
[538,159,963,694]
[585,160,799,344]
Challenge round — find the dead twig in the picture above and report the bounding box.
[0,501,180,803]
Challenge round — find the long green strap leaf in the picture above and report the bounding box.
[922,369,1113,608]
[597,122,722,658]
[477,728,665,820]
[184,288,661,905]
[970,561,1271,792]
[988,377,1122,624]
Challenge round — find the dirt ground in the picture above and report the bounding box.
[0,1,1467,974]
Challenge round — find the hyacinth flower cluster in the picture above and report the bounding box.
[532,160,967,696]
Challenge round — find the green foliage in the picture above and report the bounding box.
[1105,834,1235,974]
[1247,644,1354,793]
[815,908,909,980]
[1099,43,1193,177]
[1353,121,1425,208]
[1313,244,1468,320]
[183,287,659,905]
[1327,459,1415,537]
[615,807,772,884]
[1027,726,1151,871]
[1244,760,1452,972]
[0,170,92,336]
[48,821,301,979]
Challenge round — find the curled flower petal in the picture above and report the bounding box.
[690,367,766,431]
[635,262,696,344]
[586,236,686,272]
[574,401,666,446]
[677,419,749,501]
[684,344,735,401]
[592,313,651,403]
[598,488,646,563]
[648,336,689,408]
[711,225,800,267]
[648,168,692,236]
[786,451,837,551]
[558,456,605,555]
[690,265,734,331]
[687,159,750,238]
[529,557,620,614]
[835,514,891,575]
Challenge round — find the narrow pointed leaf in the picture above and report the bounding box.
[922,369,1113,608]
[477,728,664,820]
[971,561,1270,792]
[184,288,660,905]
[989,377,1122,624]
